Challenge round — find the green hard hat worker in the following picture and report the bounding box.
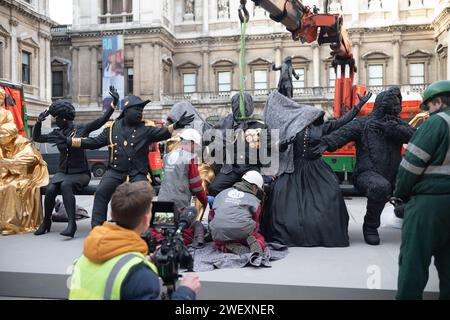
[421,80,450,111]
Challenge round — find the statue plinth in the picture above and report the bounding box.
[184,13,194,21]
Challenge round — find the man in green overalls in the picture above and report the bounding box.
[394,80,450,300]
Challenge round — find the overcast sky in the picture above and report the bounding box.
[49,0,73,25]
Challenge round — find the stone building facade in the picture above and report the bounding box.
[50,0,450,123]
[0,0,54,125]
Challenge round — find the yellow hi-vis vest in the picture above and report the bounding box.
[68,252,158,300]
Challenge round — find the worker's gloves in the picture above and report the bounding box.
[174,111,195,129]
[389,197,405,219]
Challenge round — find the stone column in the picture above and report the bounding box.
[9,18,18,83]
[353,41,360,85]
[38,33,47,100]
[140,43,153,98]
[132,0,140,22]
[447,25,450,80]
[391,0,400,23]
[45,36,52,102]
[202,0,209,34]
[90,46,98,106]
[133,44,141,95]
[351,0,359,26]
[153,42,161,101]
[312,44,320,87]
[202,48,209,92]
[393,39,401,85]
[274,39,282,87]
[71,47,79,104]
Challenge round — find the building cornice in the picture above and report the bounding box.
[431,7,450,38]
[0,0,57,28]
[174,32,289,47]
[347,24,433,34]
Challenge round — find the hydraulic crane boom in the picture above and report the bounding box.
[244,0,366,117]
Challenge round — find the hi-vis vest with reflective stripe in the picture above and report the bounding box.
[398,107,450,195]
[69,252,158,300]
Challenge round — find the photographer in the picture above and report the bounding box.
[69,181,200,300]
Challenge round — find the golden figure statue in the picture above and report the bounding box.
[0,109,49,235]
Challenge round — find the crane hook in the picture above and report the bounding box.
[239,0,250,23]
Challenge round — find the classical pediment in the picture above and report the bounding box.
[18,34,40,48]
[248,57,272,66]
[211,58,235,68]
[0,24,11,38]
[51,57,70,66]
[361,50,390,60]
[403,49,432,59]
[177,61,200,70]
[292,55,311,64]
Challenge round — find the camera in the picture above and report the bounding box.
[142,201,196,300]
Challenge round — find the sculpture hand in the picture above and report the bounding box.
[174,111,195,129]
[355,91,373,110]
[109,85,120,108]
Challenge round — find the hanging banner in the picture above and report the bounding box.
[102,35,125,111]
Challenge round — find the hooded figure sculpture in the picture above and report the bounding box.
[318,87,415,245]
[207,93,269,196]
[261,90,371,247]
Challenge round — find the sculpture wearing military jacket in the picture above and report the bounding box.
[51,95,194,228]
[208,93,269,197]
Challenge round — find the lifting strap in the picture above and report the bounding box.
[238,1,249,120]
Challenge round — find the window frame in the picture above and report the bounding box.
[182,73,197,94]
[367,64,384,87]
[125,64,134,95]
[176,61,200,94]
[22,50,32,85]
[253,69,268,90]
[52,70,64,98]
[212,59,235,94]
[328,65,336,88]
[408,62,425,85]
[292,67,306,89]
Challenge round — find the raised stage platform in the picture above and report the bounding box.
[0,196,440,300]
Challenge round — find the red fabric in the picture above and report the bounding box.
[188,158,208,207]
[209,206,265,253]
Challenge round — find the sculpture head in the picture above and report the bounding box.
[0,123,18,146]
[231,92,254,121]
[284,56,292,64]
[118,95,150,126]
[0,108,14,126]
[0,88,5,107]
[49,100,76,129]
[373,87,403,118]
